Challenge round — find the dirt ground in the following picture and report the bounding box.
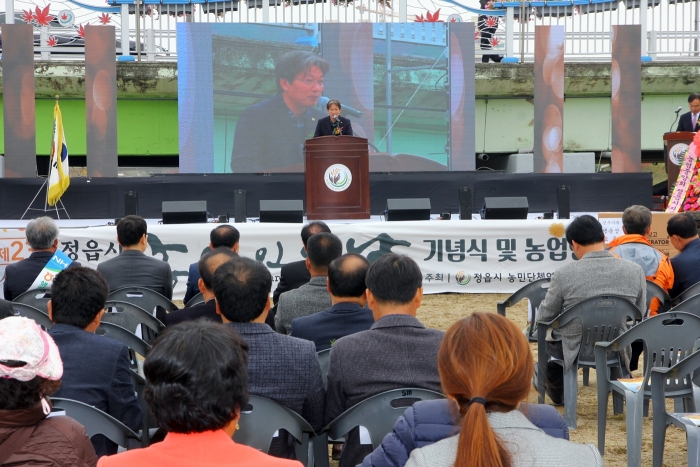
[417,293,689,467]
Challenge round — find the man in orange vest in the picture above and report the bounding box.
[608,205,674,370]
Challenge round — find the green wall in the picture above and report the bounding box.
[0,97,179,156]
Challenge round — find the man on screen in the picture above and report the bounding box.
[676,93,700,132]
[230,51,329,173]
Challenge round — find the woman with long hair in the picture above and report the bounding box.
[405,313,602,467]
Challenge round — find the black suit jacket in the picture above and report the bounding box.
[96,250,173,299]
[290,302,374,351]
[313,115,354,137]
[49,323,143,457]
[183,262,201,304]
[3,251,80,301]
[670,238,700,298]
[268,260,311,329]
[677,111,700,132]
[164,298,221,327]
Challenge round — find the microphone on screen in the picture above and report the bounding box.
[670,106,683,133]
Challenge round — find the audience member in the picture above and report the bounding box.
[0,299,15,319]
[97,215,173,299]
[270,221,332,326]
[48,267,143,457]
[164,247,236,326]
[213,258,325,459]
[667,213,700,298]
[403,313,603,467]
[4,216,78,301]
[291,253,374,351]
[184,225,240,304]
[536,215,645,405]
[0,316,97,467]
[325,254,444,467]
[97,320,300,467]
[276,232,342,334]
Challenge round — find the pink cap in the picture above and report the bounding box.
[0,316,63,382]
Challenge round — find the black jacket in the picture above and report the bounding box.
[290,302,374,351]
[164,299,222,327]
[4,251,80,301]
[314,115,353,137]
[676,111,700,132]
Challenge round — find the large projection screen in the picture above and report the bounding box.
[178,23,476,173]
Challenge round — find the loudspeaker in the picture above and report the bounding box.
[557,185,570,219]
[124,191,138,216]
[234,189,247,223]
[162,201,207,224]
[458,187,472,220]
[386,198,431,221]
[259,200,303,223]
[480,197,529,220]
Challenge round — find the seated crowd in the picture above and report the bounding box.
[1,208,697,466]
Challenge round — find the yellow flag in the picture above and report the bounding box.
[47,102,70,206]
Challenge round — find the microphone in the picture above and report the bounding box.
[317,96,363,118]
[670,106,683,133]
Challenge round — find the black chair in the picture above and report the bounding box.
[13,289,50,314]
[497,277,550,341]
[102,300,165,345]
[96,322,151,373]
[12,303,52,329]
[108,287,178,323]
[675,279,700,305]
[670,293,700,318]
[645,280,672,317]
[184,292,204,308]
[51,397,141,450]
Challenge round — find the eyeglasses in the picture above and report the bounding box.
[296,78,327,87]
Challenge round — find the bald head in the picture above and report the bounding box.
[198,247,238,292]
[328,254,370,303]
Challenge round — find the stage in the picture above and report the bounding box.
[1,171,653,219]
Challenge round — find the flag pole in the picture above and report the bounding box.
[46,95,61,218]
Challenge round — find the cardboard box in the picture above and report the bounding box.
[599,212,678,258]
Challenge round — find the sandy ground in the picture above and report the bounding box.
[417,293,689,467]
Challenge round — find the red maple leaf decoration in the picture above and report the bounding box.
[46,36,58,47]
[474,29,481,40]
[22,9,34,23]
[485,16,497,27]
[490,36,500,47]
[415,9,442,22]
[98,13,111,24]
[34,5,55,27]
[78,24,86,38]
[414,13,425,21]
[449,17,457,22]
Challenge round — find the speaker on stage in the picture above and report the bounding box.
[162,201,208,224]
[458,187,472,220]
[385,198,431,221]
[234,189,247,223]
[481,197,528,220]
[557,185,570,219]
[259,200,303,223]
[125,191,138,216]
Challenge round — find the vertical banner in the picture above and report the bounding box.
[448,22,476,171]
[611,25,642,173]
[534,26,565,173]
[178,24,214,173]
[2,24,37,178]
[85,25,119,177]
[320,24,375,147]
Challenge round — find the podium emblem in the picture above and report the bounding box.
[324,164,352,192]
[670,143,689,166]
[455,271,471,285]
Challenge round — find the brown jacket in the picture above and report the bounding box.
[0,400,97,467]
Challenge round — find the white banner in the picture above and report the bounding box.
[0,220,575,300]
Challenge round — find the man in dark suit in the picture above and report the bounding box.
[276,232,343,334]
[324,254,444,467]
[183,225,240,304]
[164,247,236,326]
[3,216,78,300]
[313,99,353,137]
[230,51,328,173]
[291,253,373,351]
[268,221,331,327]
[668,213,700,297]
[213,257,324,458]
[97,215,173,299]
[676,93,700,132]
[47,266,142,457]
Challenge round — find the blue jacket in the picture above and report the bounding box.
[670,238,700,298]
[183,262,201,304]
[359,399,568,467]
[290,302,374,351]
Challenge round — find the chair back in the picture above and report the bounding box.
[670,293,700,317]
[96,322,151,362]
[677,280,700,304]
[234,395,315,464]
[646,280,672,316]
[549,295,643,368]
[51,397,140,449]
[325,388,444,450]
[13,289,50,314]
[102,300,164,345]
[108,287,178,317]
[184,292,204,308]
[497,278,550,340]
[317,349,331,386]
[11,303,52,329]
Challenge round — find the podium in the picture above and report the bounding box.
[664,132,695,194]
[305,135,370,220]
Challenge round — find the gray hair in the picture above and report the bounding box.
[622,205,652,235]
[25,217,59,250]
